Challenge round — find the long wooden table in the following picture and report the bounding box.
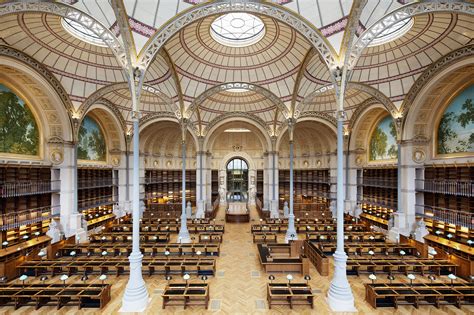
[347,258,457,276]
[0,283,111,310]
[251,223,366,234]
[110,223,225,234]
[89,233,170,243]
[267,283,314,309]
[18,257,216,277]
[366,282,474,309]
[317,242,417,256]
[162,283,209,309]
[60,243,220,257]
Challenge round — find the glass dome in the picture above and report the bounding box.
[210,13,265,47]
[61,18,107,47]
[368,18,414,47]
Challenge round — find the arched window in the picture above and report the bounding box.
[227,158,249,201]
[369,115,398,161]
[78,116,107,161]
[437,85,474,155]
[0,84,39,156]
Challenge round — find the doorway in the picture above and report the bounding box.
[226,158,248,202]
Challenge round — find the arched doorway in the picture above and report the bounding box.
[226,158,249,202]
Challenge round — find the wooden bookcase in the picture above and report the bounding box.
[278,169,331,210]
[358,167,397,228]
[419,166,473,255]
[144,169,197,206]
[0,165,57,246]
[211,170,219,202]
[78,167,116,227]
[256,170,264,201]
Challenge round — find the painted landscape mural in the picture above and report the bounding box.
[0,84,39,155]
[78,116,106,161]
[437,85,474,155]
[369,115,398,161]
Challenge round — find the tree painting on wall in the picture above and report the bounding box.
[437,85,474,155]
[369,115,398,161]
[0,84,39,155]
[77,116,106,161]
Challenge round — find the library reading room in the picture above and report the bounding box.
[0,0,473,314]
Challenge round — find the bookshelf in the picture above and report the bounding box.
[278,169,331,210]
[256,170,263,201]
[78,167,117,227]
[144,170,197,206]
[417,166,473,258]
[211,170,219,202]
[358,167,397,229]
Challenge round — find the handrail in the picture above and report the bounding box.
[0,180,60,197]
[416,204,473,229]
[78,195,116,210]
[415,179,474,197]
[357,177,397,188]
[0,205,60,230]
[78,178,117,189]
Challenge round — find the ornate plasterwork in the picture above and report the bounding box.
[348,1,474,71]
[347,82,397,114]
[401,44,474,118]
[138,1,337,76]
[139,112,179,128]
[0,45,73,114]
[348,97,381,130]
[0,1,128,68]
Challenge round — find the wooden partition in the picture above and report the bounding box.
[304,241,329,276]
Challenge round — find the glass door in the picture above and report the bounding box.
[226,158,248,202]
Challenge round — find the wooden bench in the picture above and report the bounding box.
[162,283,209,309]
[267,283,313,309]
[366,282,474,309]
[0,283,111,310]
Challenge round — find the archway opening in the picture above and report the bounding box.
[226,158,249,202]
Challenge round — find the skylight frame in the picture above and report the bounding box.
[61,17,108,47]
[210,13,266,47]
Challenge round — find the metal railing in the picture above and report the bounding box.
[415,179,474,197]
[357,177,397,188]
[0,180,60,198]
[358,196,398,209]
[78,195,116,211]
[416,204,473,229]
[78,178,117,189]
[0,205,60,230]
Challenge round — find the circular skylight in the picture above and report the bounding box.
[61,18,107,47]
[368,18,414,47]
[210,13,265,47]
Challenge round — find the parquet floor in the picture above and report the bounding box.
[1,206,473,314]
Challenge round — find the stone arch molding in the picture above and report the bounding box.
[138,1,338,77]
[219,151,257,171]
[347,1,474,71]
[185,82,290,120]
[0,1,128,68]
[204,112,272,138]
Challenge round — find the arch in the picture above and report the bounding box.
[350,104,392,152]
[220,151,257,171]
[347,1,474,71]
[0,82,41,157]
[203,113,272,151]
[403,48,474,143]
[185,82,290,121]
[78,82,178,120]
[137,1,338,79]
[0,1,128,68]
[83,103,127,154]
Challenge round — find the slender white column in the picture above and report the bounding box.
[120,70,149,312]
[178,123,191,243]
[327,112,355,311]
[285,120,297,242]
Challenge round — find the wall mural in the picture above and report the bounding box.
[0,84,39,155]
[78,116,106,161]
[437,85,474,155]
[369,115,398,161]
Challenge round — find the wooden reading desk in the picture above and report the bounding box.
[162,283,209,309]
[267,283,314,309]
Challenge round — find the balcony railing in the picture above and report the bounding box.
[358,196,398,209]
[0,180,60,198]
[357,177,397,189]
[78,195,116,211]
[78,178,117,189]
[0,205,60,230]
[416,204,474,229]
[415,179,474,197]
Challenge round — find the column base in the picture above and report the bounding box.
[270,200,279,218]
[327,250,356,312]
[195,200,206,218]
[120,252,149,313]
[388,227,401,243]
[178,228,192,244]
[285,214,298,243]
[75,228,87,244]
